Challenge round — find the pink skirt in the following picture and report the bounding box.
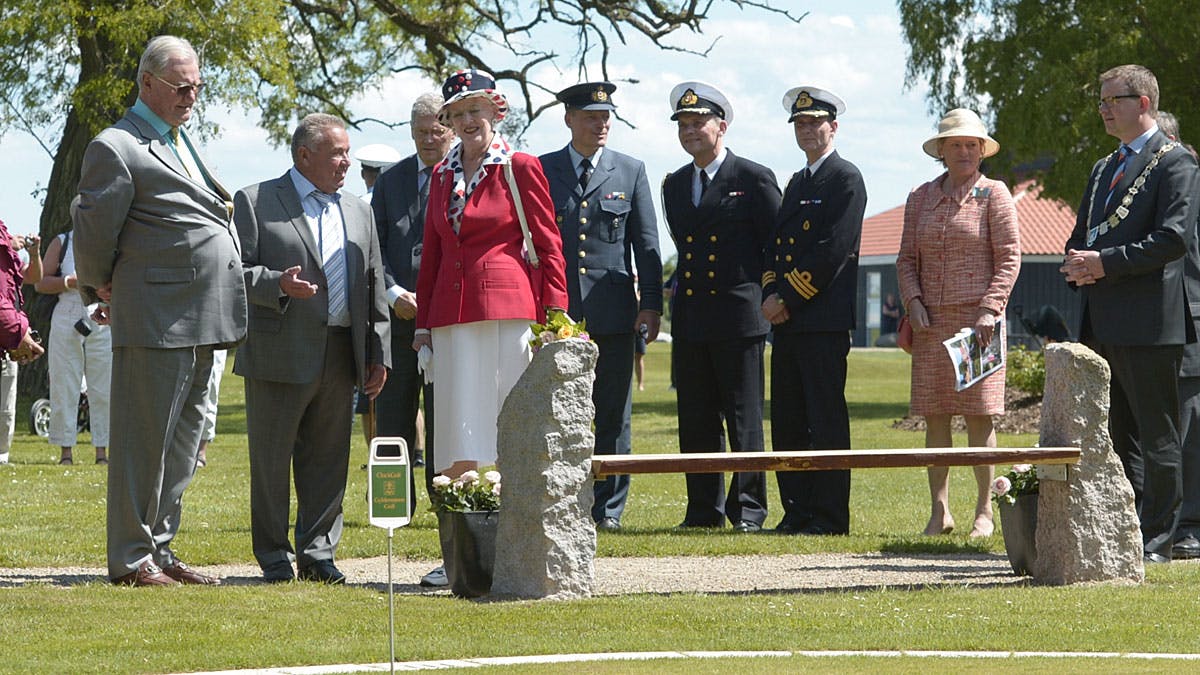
[909,303,1006,417]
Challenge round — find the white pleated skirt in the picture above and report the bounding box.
[431,319,532,473]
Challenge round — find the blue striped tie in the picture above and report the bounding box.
[312,191,347,320]
[1104,145,1130,209]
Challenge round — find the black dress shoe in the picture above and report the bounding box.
[1144,551,1172,564]
[596,517,621,532]
[733,520,762,533]
[675,520,722,530]
[412,450,425,467]
[262,561,295,584]
[298,560,346,584]
[1172,534,1200,560]
[773,520,806,535]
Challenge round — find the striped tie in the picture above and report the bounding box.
[1105,145,1130,209]
[312,191,347,320]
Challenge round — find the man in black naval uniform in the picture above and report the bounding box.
[761,86,866,535]
[539,82,664,531]
[661,81,781,531]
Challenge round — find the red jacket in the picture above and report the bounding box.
[416,152,567,329]
[0,220,28,351]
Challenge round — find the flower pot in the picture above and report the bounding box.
[437,510,498,597]
[997,492,1038,576]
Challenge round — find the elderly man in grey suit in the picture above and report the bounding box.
[73,35,247,587]
[539,82,663,531]
[233,113,390,584]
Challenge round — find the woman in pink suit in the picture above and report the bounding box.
[897,109,1021,538]
[414,69,568,478]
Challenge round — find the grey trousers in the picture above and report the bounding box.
[106,345,214,578]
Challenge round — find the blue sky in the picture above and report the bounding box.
[1,2,946,260]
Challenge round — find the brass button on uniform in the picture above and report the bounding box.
[685,253,692,260]
[785,255,793,262]
[686,288,694,296]
[686,235,694,243]
[579,267,587,274]
[707,271,715,278]
[556,215,563,223]
[710,235,717,242]
[708,254,716,262]
[579,233,586,241]
[579,251,586,258]
[580,217,588,224]
[581,200,588,208]
[684,271,692,279]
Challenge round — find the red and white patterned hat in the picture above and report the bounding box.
[439,69,509,123]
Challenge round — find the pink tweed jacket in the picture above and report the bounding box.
[897,172,1021,314]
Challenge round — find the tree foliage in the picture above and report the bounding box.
[898,0,1200,203]
[0,0,799,395]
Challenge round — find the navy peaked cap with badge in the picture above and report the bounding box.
[668,81,733,124]
[557,82,617,111]
[782,86,846,122]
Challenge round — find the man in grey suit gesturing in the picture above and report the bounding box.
[233,113,391,584]
[73,35,248,587]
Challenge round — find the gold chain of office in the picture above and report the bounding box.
[1085,141,1178,246]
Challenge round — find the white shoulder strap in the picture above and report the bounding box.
[504,162,539,268]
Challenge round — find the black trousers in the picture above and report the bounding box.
[1179,376,1200,540]
[1093,341,1183,557]
[371,320,434,507]
[673,335,767,526]
[770,331,852,534]
[591,332,634,522]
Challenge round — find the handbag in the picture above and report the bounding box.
[897,315,913,354]
[502,162,545,320]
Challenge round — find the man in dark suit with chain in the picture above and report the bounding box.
[370,92,455,585]
[1061,64,1200,563]
[661,81,781,531]
[539,82,663,531]
[762,86,866,536]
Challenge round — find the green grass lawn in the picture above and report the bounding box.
[2,345,1196,675]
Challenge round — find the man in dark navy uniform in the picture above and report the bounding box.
[661,81,781,531]
[539,82,663,531]
[762,86,867,535]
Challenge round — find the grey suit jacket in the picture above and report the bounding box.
[539,146,663,335]
[232,172,391,385]
[72,109,247,349]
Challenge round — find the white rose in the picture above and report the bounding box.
[432,475,452,488]
[460,470,480,484]
[492,482,502,496]
[1012,464,1032,474]
[484,471,501,484]
[991,476,1011,496]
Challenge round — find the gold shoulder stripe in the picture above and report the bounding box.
[785,269,818,299]
[762,271,777,286]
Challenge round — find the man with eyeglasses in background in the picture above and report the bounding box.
[1061,64,1200,564]
[73,35,247,586]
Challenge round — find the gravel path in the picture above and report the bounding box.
[0,552,1024,594]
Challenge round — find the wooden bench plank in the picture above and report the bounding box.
[590,447,1080,477]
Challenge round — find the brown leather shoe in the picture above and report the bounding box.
[162,561,222,585]
[111,561,180,587]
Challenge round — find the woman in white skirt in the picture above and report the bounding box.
[35,229,112,465]
[413,69,568,478]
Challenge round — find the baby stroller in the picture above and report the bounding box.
[30,389,90,438]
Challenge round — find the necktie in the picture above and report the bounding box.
[1105,145,1130,209]
[170,128,204,183]
[579,158,593,192]
[312,191,347,320]
[415,166,433,240]
[695,169,709,206]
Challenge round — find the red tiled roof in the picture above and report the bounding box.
[860,180,1075,257]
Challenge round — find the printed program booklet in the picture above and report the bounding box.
[943,318,1004,391]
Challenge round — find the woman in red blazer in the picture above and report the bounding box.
[413,70,567,478]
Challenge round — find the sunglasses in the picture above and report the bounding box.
[152,73,205,98]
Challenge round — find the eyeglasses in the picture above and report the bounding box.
[1097,94,1141,109]
[152,73,205,98]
